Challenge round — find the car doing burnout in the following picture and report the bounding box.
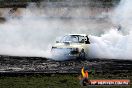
[51,34,90,60]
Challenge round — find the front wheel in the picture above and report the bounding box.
[79,49,86,60]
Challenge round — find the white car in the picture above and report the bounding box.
[51,34,90,60]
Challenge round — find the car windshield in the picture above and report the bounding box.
[60,35,85,43]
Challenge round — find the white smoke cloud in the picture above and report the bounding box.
[88,29,132,60]
[0,3,112,58]
[0,0,132,60]
[112,0,132,34]
[88,0,132,60]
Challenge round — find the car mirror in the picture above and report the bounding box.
[56,41,59,43]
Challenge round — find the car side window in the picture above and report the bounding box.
[79,36,85,43]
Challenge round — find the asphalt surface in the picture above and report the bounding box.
[0,55,131,74]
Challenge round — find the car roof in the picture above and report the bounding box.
[68,34,87,36]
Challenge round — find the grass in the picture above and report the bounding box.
[0,74,79,88]
[0,73,131,88]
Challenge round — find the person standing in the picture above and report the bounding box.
[80,67,91,86]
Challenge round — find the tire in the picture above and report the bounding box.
[79,49,86,60]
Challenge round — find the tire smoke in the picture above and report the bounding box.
[0,0,131,60]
